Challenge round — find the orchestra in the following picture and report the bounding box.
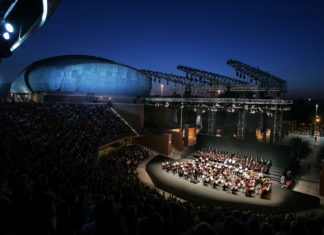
[162,148,272,199]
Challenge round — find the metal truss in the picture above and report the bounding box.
[141,69,195,86]
[177,65,249,87]
[147,97,291,143]
[146,97,292,106]
[227,59,287,93]
[207,111,216,135]
[141,68,281,96]
[272,106,283,144]
[237,110,246,140]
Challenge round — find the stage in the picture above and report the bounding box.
[146,155,320,213]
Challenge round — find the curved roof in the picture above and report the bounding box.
[11,55,151,97]
[28,55,116,67]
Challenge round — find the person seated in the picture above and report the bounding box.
[231,183,239,194]
[184,171,188,179]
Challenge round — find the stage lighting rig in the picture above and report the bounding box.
[227,59,287,94]
[177,65,249,88]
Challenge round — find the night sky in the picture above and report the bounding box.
[1,0,324,99]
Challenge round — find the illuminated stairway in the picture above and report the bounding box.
[110,107,139,136]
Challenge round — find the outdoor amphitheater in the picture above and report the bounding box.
[0,52,323,235]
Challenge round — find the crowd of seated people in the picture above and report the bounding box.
[0,101,323,235]
[162,148,272,199]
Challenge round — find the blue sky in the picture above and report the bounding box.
[1,0,324,99]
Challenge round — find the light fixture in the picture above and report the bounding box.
[3,32,10,40]
[5,23,14,33]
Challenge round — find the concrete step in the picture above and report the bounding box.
[269,175,281,182]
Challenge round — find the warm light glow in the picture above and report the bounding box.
[256,129,263,140]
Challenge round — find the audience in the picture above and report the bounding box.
[0,101,323,235]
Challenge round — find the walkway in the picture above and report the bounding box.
[281,133,324,211]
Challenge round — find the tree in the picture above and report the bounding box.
[289,137,311,171]
[317,146,324,161]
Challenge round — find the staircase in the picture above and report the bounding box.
[169,147,181,159]
[110,107,139,136]
[267,166,284,183]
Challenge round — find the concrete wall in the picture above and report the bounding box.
[114,103,144,133]
[133,133,172,156]
[320,160,324,196]
[168,131,184,151]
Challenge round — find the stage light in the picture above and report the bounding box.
[3,32,10,40]
[5,23,14,33]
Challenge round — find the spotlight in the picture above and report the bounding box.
[3,32,10,40]
[5,23,14,33]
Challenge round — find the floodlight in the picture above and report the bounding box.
[3,32,10,40]
[5,23,14,33]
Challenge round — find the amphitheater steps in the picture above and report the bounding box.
[268,166,284,182]
[110,107,139,135]
[169,147,182,160]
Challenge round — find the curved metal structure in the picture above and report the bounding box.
[11,55,151,97]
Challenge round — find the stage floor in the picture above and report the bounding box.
[146,155,320,212]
